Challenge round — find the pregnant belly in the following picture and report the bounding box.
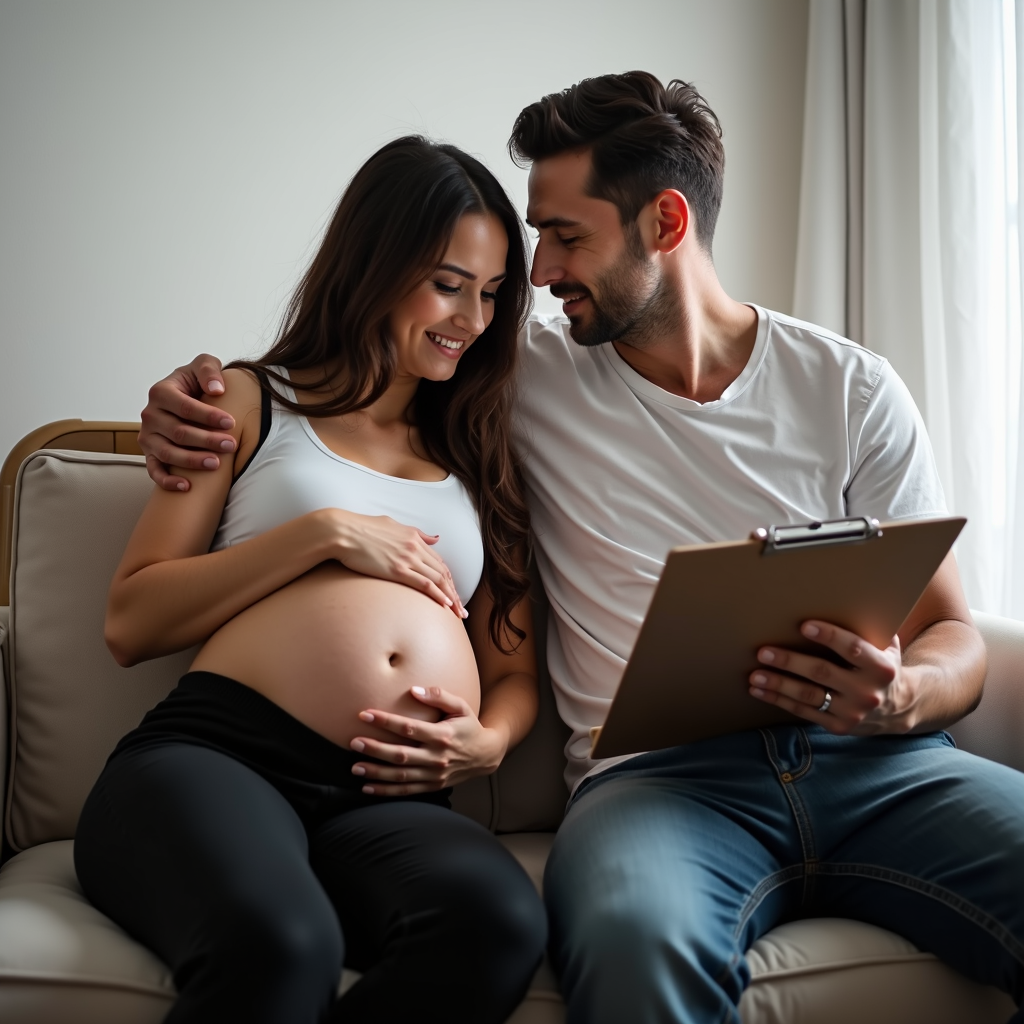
[189,563,480,748]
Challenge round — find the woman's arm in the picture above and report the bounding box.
[107,369,323,664]
[348,585,539,794]
[107,370,466,666]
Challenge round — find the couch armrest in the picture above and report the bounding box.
[947,611,1024,772]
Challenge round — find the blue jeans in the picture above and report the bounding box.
[544,727,1024,1024]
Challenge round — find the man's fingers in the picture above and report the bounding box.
[148,439,224,473]
[800,621,898,674]
[146,454,190,493]
[759,633,896,696]
[188,354,227,396]
[166,389,235,432]
[158,414,236,454]
[757,645,839,688]
[749,680,851,733]
[750,670,831,710]
[148,374,233,431]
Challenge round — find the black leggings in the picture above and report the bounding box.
[74,674,546,1024]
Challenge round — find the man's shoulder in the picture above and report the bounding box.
[760,307,886,377]
[522,312,572,348]
[518,313,591,377]
[757,307,892,403]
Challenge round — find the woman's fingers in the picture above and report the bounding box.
[351,702,501,794]
[350,747,452,795]
[416,550,465,615]
[395,555,465,616]
[360,780,440,796]
[401,568,455,610]
[335,513,465,613]
[350,737,437,766]
[409,685,473,717]
[354,709,449,745]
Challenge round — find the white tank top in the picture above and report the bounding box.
[211,367,485,602]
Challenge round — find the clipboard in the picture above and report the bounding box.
[590,516,966,759]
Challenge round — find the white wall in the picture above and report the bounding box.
[0,0,809,460]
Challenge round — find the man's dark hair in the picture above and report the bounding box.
[509,71,725,252]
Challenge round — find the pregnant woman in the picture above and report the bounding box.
[74,137,546,1024]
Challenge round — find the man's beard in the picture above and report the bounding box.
[551,232,679,350]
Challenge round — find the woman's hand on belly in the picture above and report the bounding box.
[319,508,466,618]
[349,686,506,795]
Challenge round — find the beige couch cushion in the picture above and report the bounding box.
[5,451,196,851]
[949,610,1024,771]
[0,841,172,1024]
[1,837,1013,1024]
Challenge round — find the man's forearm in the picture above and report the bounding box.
[899,618,987,733]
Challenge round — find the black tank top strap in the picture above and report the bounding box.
[232,369,273,484]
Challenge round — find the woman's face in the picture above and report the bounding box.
[389,212,509,382]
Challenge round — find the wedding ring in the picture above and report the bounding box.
[816,690,832,714]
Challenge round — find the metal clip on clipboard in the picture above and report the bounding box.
[750,516,882,555]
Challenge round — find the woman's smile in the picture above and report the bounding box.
[389,211,508,381]
[426,330,468,356]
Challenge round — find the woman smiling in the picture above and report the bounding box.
[74,137,546,1024]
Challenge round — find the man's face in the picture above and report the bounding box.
[526,150,665,348]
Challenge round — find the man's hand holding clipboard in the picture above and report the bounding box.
[591,516,975,759]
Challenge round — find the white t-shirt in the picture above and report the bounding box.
[513,305,948,792]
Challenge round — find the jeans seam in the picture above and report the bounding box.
[818,862,1024,966]
[759,727,813,782]
[734,864,806,942]
[712,950,744,1024]
[760,729,817,861]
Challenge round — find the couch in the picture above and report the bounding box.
[0,438,1021,1023]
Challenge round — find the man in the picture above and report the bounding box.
[139,73,1024,1022]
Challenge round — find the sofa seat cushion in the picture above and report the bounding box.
[742,917,1016,1024]
[0,838,1015,1024]
[0,841,172,1023]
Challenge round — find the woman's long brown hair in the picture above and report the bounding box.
[231,137,532,650]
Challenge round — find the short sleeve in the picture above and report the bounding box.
[845,360,947,521]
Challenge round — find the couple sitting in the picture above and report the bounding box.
[78,71,1024,1023]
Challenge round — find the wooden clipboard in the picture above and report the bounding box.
[590,516,966,759]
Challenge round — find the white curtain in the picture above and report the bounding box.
[793,0,1024,618]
